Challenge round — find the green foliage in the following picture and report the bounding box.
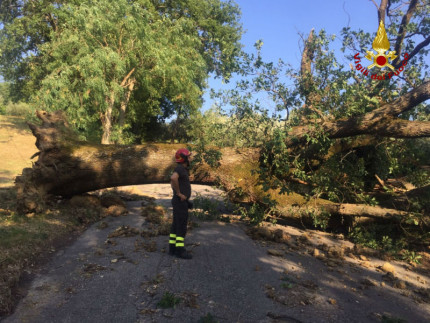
[400,250,422,264]
[154,0,243,80]
[350,224,405,252]
[244,203,266,225]
[33,0,207,143]
[190,142,222,169]
[207,57,291,149]
[0,83,33,116]
[0,83,9,115]
[157,292,181,309]
[349,221,427,264]
[234,195,277,225]
[191,194,221,221]
[308,210,331,230]
[281,282,294,289]
[185,107,227,145]
[258,128,291,194]
[280,273,296,289]
[3,102,35,117]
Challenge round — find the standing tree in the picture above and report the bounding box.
[0,0,243,143]
[34,0,208,144]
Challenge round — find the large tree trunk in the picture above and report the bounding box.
[14,110,257,213]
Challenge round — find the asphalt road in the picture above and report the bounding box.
[3,186,289,323]
[3,184,430,323]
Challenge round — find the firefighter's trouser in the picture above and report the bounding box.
[169,196,189,248]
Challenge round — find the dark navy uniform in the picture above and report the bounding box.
[169,164,191,252]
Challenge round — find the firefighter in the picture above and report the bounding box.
[169,148,193,259]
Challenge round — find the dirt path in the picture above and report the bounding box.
[3,184,430,323]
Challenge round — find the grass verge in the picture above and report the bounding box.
[0,187,139,317]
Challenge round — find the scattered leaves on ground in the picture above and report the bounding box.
[108,226,140,238]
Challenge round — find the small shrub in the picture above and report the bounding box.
[235,200,274,226]
[5,102,34,117]
[349,224,404,252]
[401,250,422,264]
[281,282,294,289]
[308,209,330,230]
[157,292,181,309]
[191,194,221,220]
[246,203,266,225]
[348,222,426,263]
[189,142,222,169]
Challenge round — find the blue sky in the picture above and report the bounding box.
[202,0,382,112]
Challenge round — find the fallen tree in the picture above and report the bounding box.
[253,12,430,229]
[14,2,430,234]
[15,110,429,233]
[14,110,258,213]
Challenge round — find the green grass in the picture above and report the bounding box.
[157,292,181,309]
[0,227,49,248]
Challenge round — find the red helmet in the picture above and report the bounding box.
[175,148,191,163]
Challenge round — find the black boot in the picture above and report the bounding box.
[168,244,176,256]
[175,247,192,259]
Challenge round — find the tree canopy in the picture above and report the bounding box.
[0,0,243,143]
[195,0,430,234]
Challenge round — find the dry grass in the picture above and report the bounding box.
[0,116,38,188]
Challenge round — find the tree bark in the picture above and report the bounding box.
[319,203,413,220]
[286,80,430,147]
[376,0,388,24]
[278,202,429,230]
[392,0,418,64]
[101,93,114,144]
[119,80,135,130]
